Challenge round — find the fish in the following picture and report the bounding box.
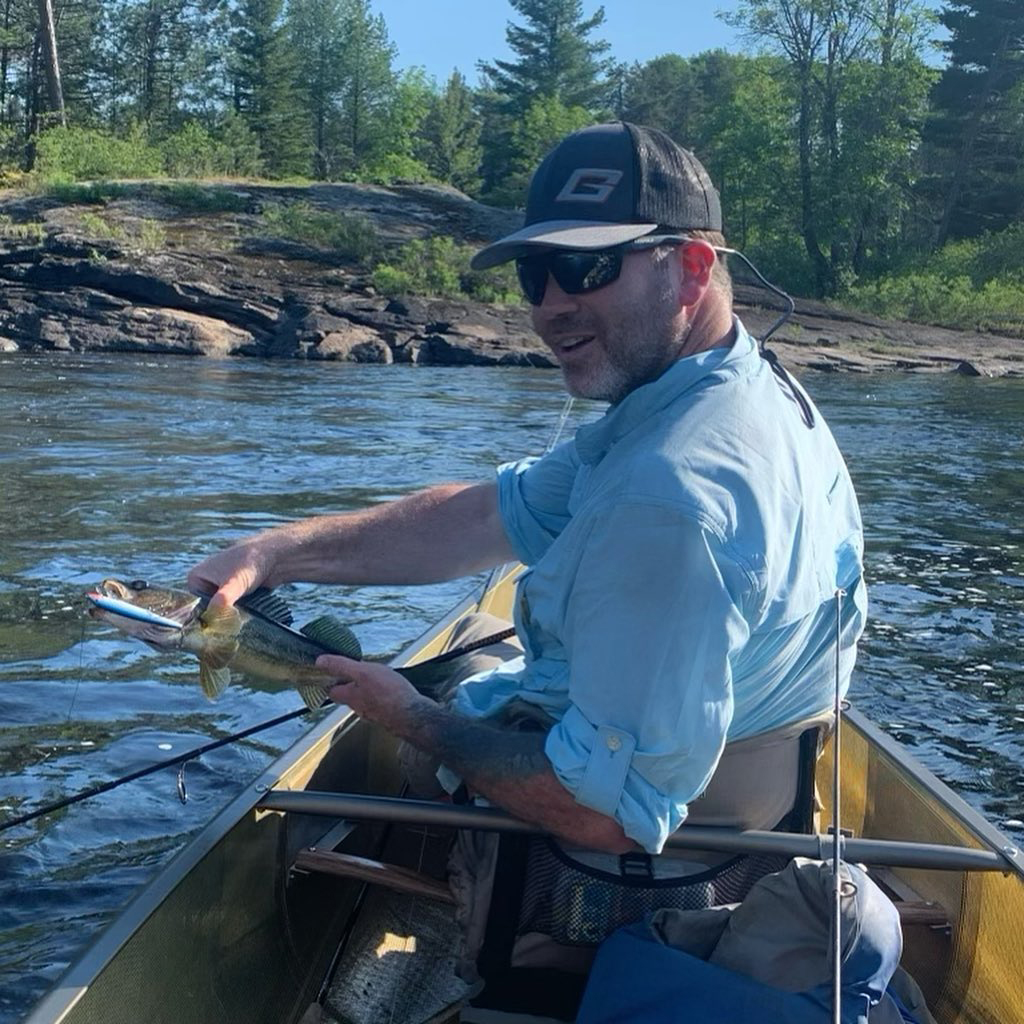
[85,578,365,711]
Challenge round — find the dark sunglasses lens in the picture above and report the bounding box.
[516,256,548,305]
[560,250,622,294]
[516,249,625,305]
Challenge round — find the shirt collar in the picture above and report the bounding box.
[574,317,758,465]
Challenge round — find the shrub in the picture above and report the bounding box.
[161,121,222,178]
[0,214,45,241]
[259,202,378,263]
[843,271,1024,334]
[360,153,434,185]
[157,183,250,213]
[371,235,521,303]
[78,210,124,241]
[34,124,162,183]
[42,181,131,204]
[136,219,167,251]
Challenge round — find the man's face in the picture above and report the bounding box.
[529,247,689,405]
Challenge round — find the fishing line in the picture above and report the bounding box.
[0,626,518,834]
[65,617,89,723]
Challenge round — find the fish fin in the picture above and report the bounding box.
[199,659,231,699]
[237,588,294,626]
[298,685,329,711]
[199,602,244,636]
[300,616,363,659]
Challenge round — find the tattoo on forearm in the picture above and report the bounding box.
[408,701,550,784]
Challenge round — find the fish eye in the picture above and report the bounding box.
[129,579,148,590]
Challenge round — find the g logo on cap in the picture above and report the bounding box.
[555,168,623,204]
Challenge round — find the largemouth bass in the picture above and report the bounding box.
[86,578,365,710]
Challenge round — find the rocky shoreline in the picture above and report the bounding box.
[0,181,1020,377]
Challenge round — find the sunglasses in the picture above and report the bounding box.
[515,234,690,306]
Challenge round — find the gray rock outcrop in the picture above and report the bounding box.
[0,181,1020,377]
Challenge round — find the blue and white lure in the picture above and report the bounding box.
[85,591,186,630]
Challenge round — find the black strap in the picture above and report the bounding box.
[761,346,816,429]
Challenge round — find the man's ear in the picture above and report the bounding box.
[676,240,717,307]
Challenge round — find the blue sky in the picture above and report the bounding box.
[372,1,948,84]
[373,1,751,84]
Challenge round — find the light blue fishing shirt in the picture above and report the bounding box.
[450,319,866,854]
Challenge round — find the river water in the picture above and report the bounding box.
[1,353,1022,1020]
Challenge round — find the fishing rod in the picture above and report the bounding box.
[0,624,516,835]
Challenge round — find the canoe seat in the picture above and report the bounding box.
[295,848,455,903]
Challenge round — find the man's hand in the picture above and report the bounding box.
[187,535,281,610]
[316,654,430,734]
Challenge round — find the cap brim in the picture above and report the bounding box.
[470,220,660,270]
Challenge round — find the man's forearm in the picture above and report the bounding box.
[402,698,633,853]
[265,481,516,586]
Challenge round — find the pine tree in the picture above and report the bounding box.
[230,0,309,177]
[477,0,611,202]
[927,0,1024,243]
[333,0,397,175]
[421,70,482,193]
[479,0,612,112]
[287,0,347,178]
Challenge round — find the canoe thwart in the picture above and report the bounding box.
[263,789,1012,873]
[294,848,455,904]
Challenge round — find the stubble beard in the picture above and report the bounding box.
[562,272,689,405]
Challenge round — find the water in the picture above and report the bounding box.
[1,353,1022,1020]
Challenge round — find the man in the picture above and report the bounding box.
[189,122,866,859]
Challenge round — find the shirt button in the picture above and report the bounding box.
[605,734,622,752]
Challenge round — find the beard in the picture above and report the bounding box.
[554,262,690,405]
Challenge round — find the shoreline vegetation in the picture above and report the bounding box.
[0,0,1015,362]
[0,178,1020,377]
[0,0,1020,372]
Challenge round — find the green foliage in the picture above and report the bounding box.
[156,183,251,213]
[136,219,168,251]
[259,201,378,262]
[41,182,133,204]
[485,95,593,207]
[34,124,163,183]
[78,210,126,241]
[160,117,264,180]
[360,153,433,185]
[842,224,1024,334]
[479,0,613,113]
[371,236,520,303]
[0,215,46,242]
[420,71,483,194]
[231,0,309,177]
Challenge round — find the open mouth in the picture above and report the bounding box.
[558,335,594,355]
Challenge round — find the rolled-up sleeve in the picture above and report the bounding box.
[496,440,580,565]
[543,500,752,853]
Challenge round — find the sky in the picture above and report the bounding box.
[372,1,753,85]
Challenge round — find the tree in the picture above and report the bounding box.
[287,0,347,177]
[477,1,611,202]
[486,93,592,207]
[479,0,613,113]
[420,70,482,193]
[36,0,64,125]
[230,0,308,176]
[927,0,1024,243]
[725,0,934,295]
[619,54,701,140]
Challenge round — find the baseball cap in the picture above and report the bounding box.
[470,121,722,270]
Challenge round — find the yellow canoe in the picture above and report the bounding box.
[23,566,1024,1024]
